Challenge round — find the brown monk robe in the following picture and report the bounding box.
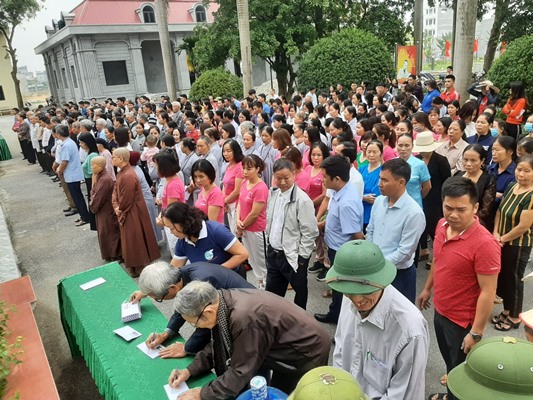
[89,156,121,261]
[111,148,160,277]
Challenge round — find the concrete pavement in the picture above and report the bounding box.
[0,115,532,399]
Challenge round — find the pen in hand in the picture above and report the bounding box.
[150,333,156,344]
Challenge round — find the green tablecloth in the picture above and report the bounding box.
[0,134,12,161]
[58,262,214,400]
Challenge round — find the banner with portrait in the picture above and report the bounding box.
[396,45,417,83]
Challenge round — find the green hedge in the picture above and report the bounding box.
[188,68,243,101]
[298,29,394,93]
[488,35,533,107]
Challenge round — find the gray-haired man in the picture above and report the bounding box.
[129,261,253,358]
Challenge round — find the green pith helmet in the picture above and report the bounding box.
[325,240,396,295]
[287,366,366,400]
[448,336,533,400]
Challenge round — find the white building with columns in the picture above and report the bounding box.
[34,0,217,103]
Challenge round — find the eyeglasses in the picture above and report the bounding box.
[190,302,211,328]
[154,289,169,303]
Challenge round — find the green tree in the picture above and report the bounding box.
[298,29,394,93]
[0,0,42,109]
[487,35,533,107]
[194,0,412,97]
[188,68,243,101]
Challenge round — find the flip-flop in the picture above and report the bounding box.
[428,394,447,400]
[440,374,447,386]
[75,220,88,227]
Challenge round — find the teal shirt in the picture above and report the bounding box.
[82,152,98,179]
[405,155,431,209]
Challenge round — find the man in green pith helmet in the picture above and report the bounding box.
[329,240,429,400]
[447,336,533,400]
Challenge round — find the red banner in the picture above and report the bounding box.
[445,40,451,58]
[473,38,479,53]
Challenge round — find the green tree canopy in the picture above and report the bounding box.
[487,35,533,107]
[188,68,243,101]
[298,29,394,93]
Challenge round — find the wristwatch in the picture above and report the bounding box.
[469,331,483,342]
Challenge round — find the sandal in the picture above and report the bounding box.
[75,220,88,227]
[428,394,447,400]
[440,374,447,386]
[494,295,503,304]
[491,311,508,325]
[495,317,521,331]
[322,289,332,298]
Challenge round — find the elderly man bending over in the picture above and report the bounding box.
[167,281,331,400]
[130,261,253,358]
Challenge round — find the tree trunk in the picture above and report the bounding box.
[155,0,177,99]
[1,28,24,109]
[236,0,253,97]
[414,0,423,73]
[453,0,479,105]
[483,0,507,73]
[451,0,457,63]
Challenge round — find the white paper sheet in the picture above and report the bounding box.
[164,383,189,400]
[113,326,142,342]
[136,341,165,359]
[80,277,106,290]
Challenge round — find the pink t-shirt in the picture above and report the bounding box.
[238,180,269,232]
[295,169,311,193]
[195,186,225,223]
[162,177,185,210]
[382,146,398,161]
[304,165,324,201]
[223,162,244,204]
[302,148,311,169]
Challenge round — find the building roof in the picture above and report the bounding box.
[69,0,216,25]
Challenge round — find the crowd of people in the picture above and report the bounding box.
[9,71,533,399]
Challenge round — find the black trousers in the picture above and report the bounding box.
[20,140,36,164]
[265,246,308,309]
[84,179,97,231]
[434,311,470,400]
[497,244,531,318]
[326,248,342,322]
[506,123,521,140]
[66,181,89,222]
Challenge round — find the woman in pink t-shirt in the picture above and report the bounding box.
[236,154,269,288]
[373,122,398,161]
[304,142,330,272]
[222,139,244,234]
[283,146,310,192]
[154,149,185,255]
[192,159,224,223]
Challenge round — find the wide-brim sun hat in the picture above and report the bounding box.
[326,240,396,295]
[519,308,533,331]
[448,336,533,400]
[412,130,442,152]
[287,366,366,400]
[476,80,500,94]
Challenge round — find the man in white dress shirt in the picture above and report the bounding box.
[328,240,429,400]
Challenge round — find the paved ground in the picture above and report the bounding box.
[1,114,532,399]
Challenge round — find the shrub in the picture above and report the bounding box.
[487,35,533,107]
[298,29,394,93]
[188,68,243,101]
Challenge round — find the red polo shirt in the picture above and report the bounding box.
[433,217,500,328]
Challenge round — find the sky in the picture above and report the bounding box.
[13,0,82,74]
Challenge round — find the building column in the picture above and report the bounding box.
[77,37,103,99]
[42,54,57,101]
[174,34,191,91]
[51,51,66,103]
[129,36,148,94]
[71,38,86,99]
[61,44,76,101]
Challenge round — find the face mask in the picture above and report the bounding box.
[490,128,499,137]
[525,122,533,133]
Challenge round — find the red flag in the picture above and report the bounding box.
[473,39,479,53]
[445,40,451,58]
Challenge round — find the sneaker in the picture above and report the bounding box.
[308,261,325,274]
[316,268,328,282]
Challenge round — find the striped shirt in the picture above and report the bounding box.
[498,182,533,247]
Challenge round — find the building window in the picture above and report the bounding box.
[143,5,155,23]
[102,61,129,86]
[61,68,69,88]
[195,5,207,22]
[71,66,78,88]
[0,86,5,101]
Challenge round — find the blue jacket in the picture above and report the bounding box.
[421,89,441,113]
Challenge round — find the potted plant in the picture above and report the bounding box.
[0,298,23,400]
